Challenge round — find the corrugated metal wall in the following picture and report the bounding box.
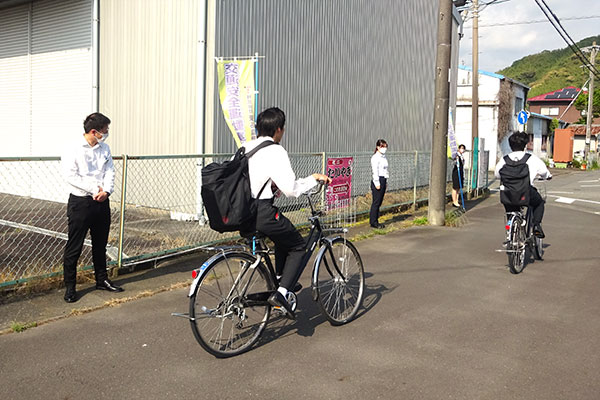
[99,0,200,156]
[0,0,93,160]
[0,4,30,156]
[212,0,441,154]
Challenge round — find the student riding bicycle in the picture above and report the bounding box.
[494,131,552,238]
[241,107,331,319]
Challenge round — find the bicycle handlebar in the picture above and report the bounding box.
[305,179,328,197]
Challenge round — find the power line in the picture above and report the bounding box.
[540,0,596,70]
[534,0,600,80]
[465,15,600,28]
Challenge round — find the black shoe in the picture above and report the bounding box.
[64,287,78,303]
[370,224,385,229]
[268,291,296,320]
[533,224,545,239]
[96,279,124,292]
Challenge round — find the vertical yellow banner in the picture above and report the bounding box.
[217,59,256,148]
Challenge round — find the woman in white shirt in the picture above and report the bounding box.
[370,139,389,228]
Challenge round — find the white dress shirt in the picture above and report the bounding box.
[371,151,389,187]
[243,136,317,199]
[62,135,115,197]
[494,151,552,185]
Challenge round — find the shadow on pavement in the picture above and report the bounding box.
[252,272,392,352]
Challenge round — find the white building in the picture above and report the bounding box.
[455,66,529,170]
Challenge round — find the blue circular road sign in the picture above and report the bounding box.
[517,110,529,125]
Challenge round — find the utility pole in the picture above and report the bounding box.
[469,0,479,198]
[585,41,598,162]
[428,0,453,226]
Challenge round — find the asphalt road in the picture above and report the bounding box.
[1,170,600,400]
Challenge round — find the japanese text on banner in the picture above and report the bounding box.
[217,60,256,147]
[326,157,353,209]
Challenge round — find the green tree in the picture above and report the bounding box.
[574,88,600,123]
[549,118,559,132]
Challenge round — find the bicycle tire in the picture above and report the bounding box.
[508,217,526,274]
[313,237,365,325]
[189,251,273,358]
[533,236,544,260]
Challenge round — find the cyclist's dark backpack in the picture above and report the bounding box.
[499,153,531,206]
[201,141,276,233]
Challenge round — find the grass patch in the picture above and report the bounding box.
[412,216,428,226]
[10,321,37,333]
[445,211,463,227]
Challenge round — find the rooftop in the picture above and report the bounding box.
[528,87,581,102]
[458,65,529,89]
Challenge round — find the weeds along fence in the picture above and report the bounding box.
[0,152,453,288]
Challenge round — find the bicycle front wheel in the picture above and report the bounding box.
[508,218,526,274]
[533,235,544,260]
[189,252,273,358]
[313,237,365,325]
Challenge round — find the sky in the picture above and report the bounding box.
[458,0,600,74]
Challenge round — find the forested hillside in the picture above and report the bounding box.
[497,35,600,98]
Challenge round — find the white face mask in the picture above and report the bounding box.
[98,132,109,143]
[379,147,387,154]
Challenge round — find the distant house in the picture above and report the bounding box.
[569,124,600,156]
[553,125,600,162]
[455,65,530,170]
[525,112,553,158]
[528,87,600,124]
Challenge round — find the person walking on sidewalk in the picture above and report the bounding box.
[370,139,389,229]
[451,144,466,207]
[61,113,123,303]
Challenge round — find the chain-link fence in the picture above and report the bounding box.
[0,151,454,288]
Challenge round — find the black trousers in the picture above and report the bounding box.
[504,186,545,226]
[63,194,111,287]
[370,176,387,226]
[251,199,306,291]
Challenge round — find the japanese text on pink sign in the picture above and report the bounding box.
[326,157,353,209]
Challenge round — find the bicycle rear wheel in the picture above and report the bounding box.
[508,218,526,274]
[313,237,365,325]
[189,252,273,358]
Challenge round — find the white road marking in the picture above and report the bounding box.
[554,197,576,204]
[549,195,600,206]
[581,185,600,187]
[547,191,573,194]
[579,179,600,183]
[0,218,124,260]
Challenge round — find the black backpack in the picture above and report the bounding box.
[201,141,276,233]
[499,153,531,206]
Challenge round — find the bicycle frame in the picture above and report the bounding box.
[505,205,534,244]
[187,183,348,303]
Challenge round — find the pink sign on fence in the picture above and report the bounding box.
[326,157,353,208]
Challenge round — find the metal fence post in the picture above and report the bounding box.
[115,154,128,277]
[412,150,419,210]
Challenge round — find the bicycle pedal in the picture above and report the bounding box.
[272,305,286,315]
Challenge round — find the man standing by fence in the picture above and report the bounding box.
[61,113,123,303]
